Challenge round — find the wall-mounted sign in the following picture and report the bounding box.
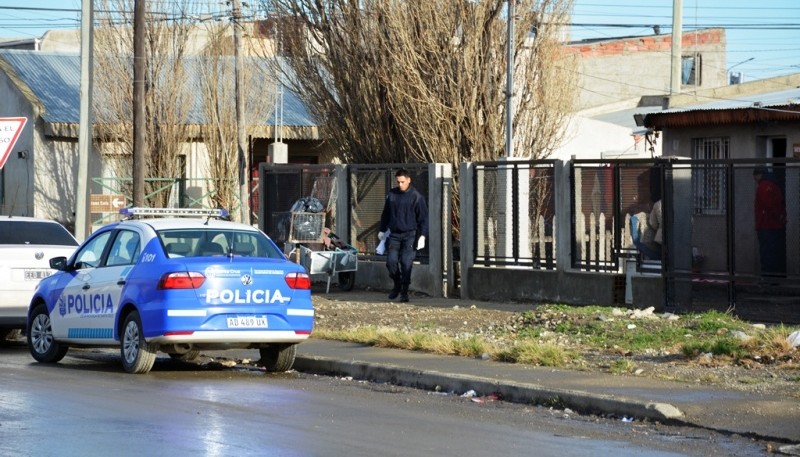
[0,117,28,169]
[90,194,128,213]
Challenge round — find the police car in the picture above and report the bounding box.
[26,208,313,374]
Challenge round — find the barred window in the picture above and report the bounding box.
[691,137,729,215]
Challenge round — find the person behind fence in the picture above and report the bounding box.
[630,201,661,261]
[378,169,429,302]
[753,167,786,278]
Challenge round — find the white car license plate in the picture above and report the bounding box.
[227,316,268,328]
[25,269,52,281]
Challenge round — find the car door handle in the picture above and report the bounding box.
[82,283,90,290]
[117,279,126,286]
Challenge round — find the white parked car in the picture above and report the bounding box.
[0,216,79,342]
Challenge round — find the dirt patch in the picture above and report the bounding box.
[312,291,800,398]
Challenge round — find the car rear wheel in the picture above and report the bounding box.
[259,343,297,372]
[27,304,68,363]
[121,311,157,374]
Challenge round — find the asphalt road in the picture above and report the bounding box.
[0,342,771,457]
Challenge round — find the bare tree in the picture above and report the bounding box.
[261,0,576,164]
[92,0,201,207]
[194,22,275,215]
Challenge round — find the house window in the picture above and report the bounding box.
[682,54,701,86]
[692,137,728,215]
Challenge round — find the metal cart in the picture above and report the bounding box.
[287,209,358,293]
[292,241,358,293]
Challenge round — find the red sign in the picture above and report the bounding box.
[0,117,28,169]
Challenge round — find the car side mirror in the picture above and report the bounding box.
[50,256,68,271]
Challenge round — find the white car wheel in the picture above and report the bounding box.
[120,311,157,374]
[27,304,68,363]
[259,343,297,372]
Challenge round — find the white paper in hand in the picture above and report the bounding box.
[376,238,387,255]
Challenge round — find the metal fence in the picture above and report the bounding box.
[258,163,430,263]
[571,157,800,320]
[90,176,242,224]
[571,159,664,272]
[257,164,337,246]
[663,158,800,321]
[473,160,556,269]
[347,164,430,262]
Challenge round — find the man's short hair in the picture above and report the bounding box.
[395,169,411,179]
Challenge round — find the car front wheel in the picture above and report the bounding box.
[27,304,68,363]
[120,311,157,374]
[259,343,297,372]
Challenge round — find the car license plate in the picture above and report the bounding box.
[24,269,52,281]
[227,316,268,328]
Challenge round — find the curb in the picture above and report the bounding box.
[294,355,686,423]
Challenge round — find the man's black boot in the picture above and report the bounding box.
[399,284,409,303]
[388,276,401,300]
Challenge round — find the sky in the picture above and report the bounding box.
[0,0,798,82]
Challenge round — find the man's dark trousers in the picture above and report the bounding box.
[386,230,416,300]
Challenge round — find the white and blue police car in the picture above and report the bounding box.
[26,208,313,374]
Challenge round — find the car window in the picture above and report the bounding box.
[0,220,78,246]
[106,230,141,267]
[73,231,113,270]
[158,229,283,259]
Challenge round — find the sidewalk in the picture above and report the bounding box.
[294,339,799,443]
[286,285,800,447]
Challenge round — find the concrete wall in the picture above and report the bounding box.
[554,115,652,161]
[466,268,623,306]
[0,68,38,218]
[568,29,727,111]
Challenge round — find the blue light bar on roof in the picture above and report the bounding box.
[119,208,229,218]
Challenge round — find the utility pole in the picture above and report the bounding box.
[232,0,250,223]
[505,0,514,158]
[670,0,683,95]
[133,0,146,207]
[76,0,94,240]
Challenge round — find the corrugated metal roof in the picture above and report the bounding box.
[0,51,80,123]
[0,50,317,131]
[650,87,800,114]
[635,86,800,129]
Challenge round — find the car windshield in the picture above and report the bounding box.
[0,220,78,246]
[158,228,284,259]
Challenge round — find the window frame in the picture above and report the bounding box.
[681,54,702,86]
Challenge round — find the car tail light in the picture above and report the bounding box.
[285,272,311,289]
[159,272,206,289]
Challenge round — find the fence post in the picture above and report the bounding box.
[334,164,349,244]
[555,159,572,272]
[459,162,475,298]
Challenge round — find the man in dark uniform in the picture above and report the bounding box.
[378,169,429,302]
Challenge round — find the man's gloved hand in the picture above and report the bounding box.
[378,231,386,241]
[416,235,426,250]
